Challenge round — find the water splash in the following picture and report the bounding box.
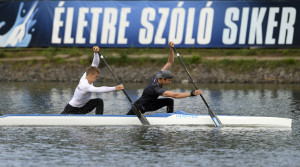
[0,1,38,47]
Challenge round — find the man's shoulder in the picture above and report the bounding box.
[147,80,158,88]
[144,70,162,90]
[78,78,91,89]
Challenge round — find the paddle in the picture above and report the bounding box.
[98,51,150,125]
[172,47,222,127]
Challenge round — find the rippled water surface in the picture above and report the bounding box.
[0,82,300,167]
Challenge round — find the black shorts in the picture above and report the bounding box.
[126,98,174,115]
[61,98,104,115]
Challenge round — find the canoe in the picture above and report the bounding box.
[0,111,292,128]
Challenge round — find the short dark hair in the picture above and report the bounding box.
[86,66,100,75]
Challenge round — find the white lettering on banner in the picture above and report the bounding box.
[265,7,279,44]
[64,7,74,44]
[185,8,195,44]
[169,2,185,44]
[279,7,296,44]
[139,8,155,44]
[51,1,65,44]
[118,8,131,44]
[51,2,296,46]
[52,4,130,44]
[101,8,118,44]
[139,1,214,45]
[249,7,267,44]
[223,7,239,45]
[90,8,103,44]
[51,1,215,46]
[223,7,296,45]
[239,8,249,44]
[154,8,169,44]
[197,2,214,45]
[76,8,89,44]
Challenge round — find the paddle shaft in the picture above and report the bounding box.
[98,52,150,125]
[172,47,222,127]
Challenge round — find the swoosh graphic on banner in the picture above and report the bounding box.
[0,1,38,47]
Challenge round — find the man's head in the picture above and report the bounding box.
[157,70,173,85]
[86,66,100,84]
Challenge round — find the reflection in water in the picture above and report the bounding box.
[291,91,300,113]
[0,122,300,166]
[25,126,298,165]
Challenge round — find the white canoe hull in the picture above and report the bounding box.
[0,112,292,128]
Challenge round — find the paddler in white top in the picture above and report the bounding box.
[61,46,124,115]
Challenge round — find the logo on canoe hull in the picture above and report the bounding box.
[176,114,199,118]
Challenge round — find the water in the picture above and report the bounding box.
[0,82,300,167]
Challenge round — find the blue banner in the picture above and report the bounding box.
[0,1,299,48]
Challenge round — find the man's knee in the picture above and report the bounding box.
[94,98,104,106]
[94,98,104,115]
[165,98,174,113]
[127,103,144,115]
[166,98,174,105]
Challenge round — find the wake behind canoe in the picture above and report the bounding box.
[0,111,292,128]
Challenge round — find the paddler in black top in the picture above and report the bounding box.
[126,41,202,115]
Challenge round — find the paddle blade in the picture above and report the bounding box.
[208,108,222,127]
[131,104,150,125]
